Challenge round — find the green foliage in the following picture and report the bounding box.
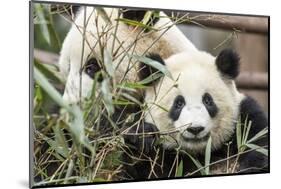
[32,4,268,186]
[236,116,268,156]
[133,55,173,80]
[34,4,61,52]
[116,18,158,31]
[204,136,212,175]
[175,160,183,177]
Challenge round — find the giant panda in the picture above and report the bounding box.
[57,7,198,180]
[123,49,268,179]
[59,7,196,104]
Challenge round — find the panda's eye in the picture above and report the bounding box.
[203,93,214,107]
[169,95,185,121]
[202,93,218,117]
[175,95,185,109]
[84,58,103,81]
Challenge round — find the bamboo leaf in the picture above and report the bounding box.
[34,59,63,84]
[142,11,153,25]
[101,79,114,115]
[183,152,205,175]
[34,67,94,153]
[138,72,164,85]
[34,4,51,45]
[236,118,242,151]
[103,48,114,77]
[121,92,142,105]
[34,66,69,110]
[113,100,135,105]
[204,136,212,175]
[53,123,69,158]
[149,102,169,112]
[96,7,112,25]
[64,159,74,184]
[246,144,268,156]
[34,4,61,50]
[116,84,137,93]
[243,120,252,145]
[242,116,248,145]
[42,135,66,159]
[133,55,173,79]
[117,82,147,90]
[69,105,85,143]
[247,127,268,144]
[116,18,157,31]
[176,160,183,177]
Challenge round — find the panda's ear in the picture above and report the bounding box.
[121,9,147,23]
[215,49,240,79]
[138,53,166,86]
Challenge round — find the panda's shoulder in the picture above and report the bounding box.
[239,95,268,135]
[239,96,267,120]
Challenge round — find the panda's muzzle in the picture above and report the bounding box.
[186,126,204,135]
[180,131,210,142]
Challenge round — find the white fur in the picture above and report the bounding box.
[145,51,243,154]
[59,7,197,103]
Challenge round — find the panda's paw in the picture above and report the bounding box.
[124,122,159,154]
[238,151,269,173]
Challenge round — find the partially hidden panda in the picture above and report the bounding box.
[123,49,268,179]
[59,7,196,104]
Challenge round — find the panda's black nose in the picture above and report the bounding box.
[186,126,204,135]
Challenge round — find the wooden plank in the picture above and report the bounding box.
[171,12,268,34]
[236,72,268,90]
[34,49,59,65]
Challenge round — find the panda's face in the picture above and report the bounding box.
[144,50,243,153]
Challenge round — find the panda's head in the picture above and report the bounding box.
[141,49,244,154]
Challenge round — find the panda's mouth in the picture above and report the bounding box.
[180,132,210,143]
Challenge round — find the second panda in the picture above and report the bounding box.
[123,49,268,179]
[59,7,196,103]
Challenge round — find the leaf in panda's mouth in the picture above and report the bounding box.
[181,133,210,143]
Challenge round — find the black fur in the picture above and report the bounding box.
[122,122,180,179]
[122,9,147,22]
[123,122,159,155]
[169,95,186,121]
[215,49,240,79]
[83,57,103,82]
[138,53,166,85]
[235,96,268,173]
[121,9,159,32]
[202,92,218,118]
[122,96,268,179]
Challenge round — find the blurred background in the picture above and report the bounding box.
[34,4,269,114]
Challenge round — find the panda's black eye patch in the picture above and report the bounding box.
[202,93,218,117]
[175,96,185,109]
[169,95,185,121]
[84,58,103,82]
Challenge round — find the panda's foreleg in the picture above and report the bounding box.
[123,122,160,155]
[236,96,269,173]
[121,122,160,179]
